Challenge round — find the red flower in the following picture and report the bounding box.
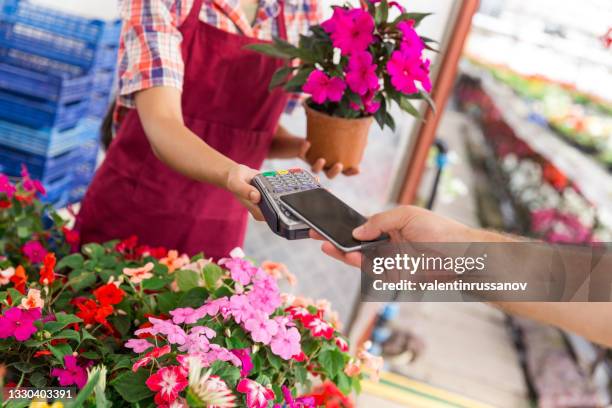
[39,253,56,285]
[135,245,168,259]
[14,192,34,205]
[62,227,80,252]
[33,350,52,358]
[93,284,125,306]
[305,381,354,408]
[116,235,140,259]
[75,299,113,325]
[0,199,11,209]
[145,366,188,405]
[10,265,27,294]
[303,315,334,340]
[292,351,307,362]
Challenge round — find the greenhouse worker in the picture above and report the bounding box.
[312,206,612,348]
[77,0,349,259]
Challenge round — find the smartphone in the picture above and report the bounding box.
[280,188,389,252]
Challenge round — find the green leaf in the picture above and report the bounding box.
[109,315,131,337]
[156,292,180,314]
[29,371,48,388]
[318,349,345,378]
[81,328,97,342]
[352,376,362,394]
[284,67,314,93]
[81,351,101,360]
[336,372,352,395]
[176,269,200,292]
[49,343,72,363]
[0,291,7,305]
[419,90,436,114]
[111,369,153,403]
[375,0,389,25]
[269,66,294,90]
[72,369,101,407]
[56,253,84,270]
[399,96,422,118]
[53,329,80,342]
[44,313,82,334]
[393,12,432,27]
[244,43,293,59]
[13,362,36,373]
[142,276,171,290]
[68,270,97,291]
[203,263,224,290]
[82,243,105,259]
[7,288,23,306]
[178,287,208,308]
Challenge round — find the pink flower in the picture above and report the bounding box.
[219,248,257,286]
[20,288,44,310]
[123,262,154,284]
[149,318,188,345]
[146,366,188,405]
[20,165,46,195]
[387,50,432,94]
[22,240,47,264]
[170,307,206,325]
[350,89,381,114]
[197,297,230,318]
[322,8,375,55]
[270,326,301,360]
[231,348,254,377]
[229,294,255,324]
[244,312,278,345]
[178,326,216,353]
[345,51,379,96]
[0,174,16,198]
[124,338,153,353]
[237,379,275,408]
[51,355,88,389]
[335,337,349,352]
[303,316,334,340]
[0,266,15,285]
[302,70,346,104]
[397,20,425,58]
[0,307,41,341]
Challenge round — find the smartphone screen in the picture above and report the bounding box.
[280,188,386,251]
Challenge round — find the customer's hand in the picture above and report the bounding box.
[310,206,481,267]
[298,140,360,179]
[226,164,264,221]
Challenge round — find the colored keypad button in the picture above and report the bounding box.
[263,171,277,177]
[278,170,289,175]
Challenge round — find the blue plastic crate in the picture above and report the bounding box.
[88,92,112,119]
[0,89,88,129]
[0,62,92,103]
[92,69,116,94]
[1,0,121,46]
[0,143,76,181]
[0,47,82,76]
[0,116,100,156]
[40,171,72,207]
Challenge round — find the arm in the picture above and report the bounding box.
[135,87,263,220]
[312,206,612,348]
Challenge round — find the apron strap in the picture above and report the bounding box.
[185,0,206,27]
[276,0,288,40]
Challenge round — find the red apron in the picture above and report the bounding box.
[77,0,289,259]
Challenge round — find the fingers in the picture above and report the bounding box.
[299,140,311,160]
[321,242,362,268]
[353,206,414,241]
[343,167,360,176]
[248,205,265,221]
[325,163,343,179]
[311,158,326,173]
[308,229,326,241]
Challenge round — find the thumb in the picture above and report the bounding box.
[353,207,412,240]
[232,179,261,203]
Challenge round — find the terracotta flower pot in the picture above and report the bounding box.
[304,101,373,172]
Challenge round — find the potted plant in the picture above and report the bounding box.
[0,170,379,407]
[247,0,436,172]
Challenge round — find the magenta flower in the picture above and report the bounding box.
[231,348,254,377]
[51,355,88,389]
[282,385,316,408]
[0,174,16,198]
[124,338,153,353]
[0,307,41,341]
[387,50,432,94]
[397,20,425,58]
[302,70,346,104]
[345,51,379,96]
[244,312,279,345]
[20,165,46,195]
[237,379,275,408]
[322,8,375,55]
[22,240,47,264]
[270,326,301,360]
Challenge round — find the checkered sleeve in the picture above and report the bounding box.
[284,0,323,114]
[117,0,193,108]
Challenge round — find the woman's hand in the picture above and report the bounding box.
[298,140,360,179]
[225,164,264,221]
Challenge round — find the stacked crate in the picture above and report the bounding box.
[0,0,120,207]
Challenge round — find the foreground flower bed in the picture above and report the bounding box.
[0,171,377,407]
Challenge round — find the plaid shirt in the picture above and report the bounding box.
[117,0,321,116]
